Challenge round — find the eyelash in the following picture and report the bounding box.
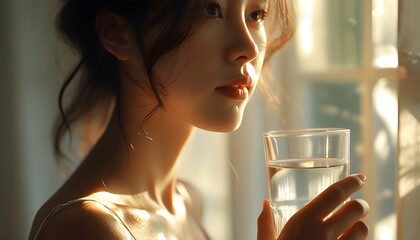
[204,2,223,19]
[247,10,268,23]
[203,1,268,23]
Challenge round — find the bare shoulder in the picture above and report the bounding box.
[33,200,132,240]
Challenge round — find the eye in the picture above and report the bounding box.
[247,10,268,23]
[204,2,223,19]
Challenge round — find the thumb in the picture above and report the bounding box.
[257,200,277,240]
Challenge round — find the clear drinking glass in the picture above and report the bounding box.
[263,128,350,236]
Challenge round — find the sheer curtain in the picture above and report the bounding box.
[397,0,420,239]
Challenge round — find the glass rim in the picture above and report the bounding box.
[264,128,350,137]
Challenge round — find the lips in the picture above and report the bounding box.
[216,76,252,100]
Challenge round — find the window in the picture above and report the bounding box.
[230,0,398,239]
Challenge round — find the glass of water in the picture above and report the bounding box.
[263,128,350,236]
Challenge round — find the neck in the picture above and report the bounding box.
[85,99,195,213]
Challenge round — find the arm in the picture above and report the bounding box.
[257,174,370,240]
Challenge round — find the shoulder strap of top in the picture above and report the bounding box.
[32,198,137,240]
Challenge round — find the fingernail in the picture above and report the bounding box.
[262,200,271,211]
[354,199,370,214]
[354,173,367,183]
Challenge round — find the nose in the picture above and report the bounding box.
[226,21,259,64]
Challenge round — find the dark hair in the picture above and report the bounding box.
[54,0,295,168]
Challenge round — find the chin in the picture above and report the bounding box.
[196,115,244,133]
[190,100,249,132]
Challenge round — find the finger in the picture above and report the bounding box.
[257,200,276,240]
[338,221,369,240]
[299,174,366,220]
[324,199,369,236]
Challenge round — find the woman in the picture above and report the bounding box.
[29,0,369,239]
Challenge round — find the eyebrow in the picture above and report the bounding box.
[249,0,269,3]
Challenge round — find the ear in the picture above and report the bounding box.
[96,11,132,61]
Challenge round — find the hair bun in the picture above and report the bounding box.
[57,0,100,51]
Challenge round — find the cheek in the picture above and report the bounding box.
[154,51,210,113]
[250,27,268,78]
[250,25,267,51]
[154,36,218,86]
[155,35,226,108]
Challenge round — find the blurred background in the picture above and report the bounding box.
[1,0,419,239]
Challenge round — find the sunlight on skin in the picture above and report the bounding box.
[157,232,166,240]
[91,191,186,216]
[156,210,174,220]
[245,62,257,82]
[84,191,191,239]
[132,209,151,221]
[93,191,122,203]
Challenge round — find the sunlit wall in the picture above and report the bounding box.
[397,0,420,239]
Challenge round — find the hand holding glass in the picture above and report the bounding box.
[263,128,350,236]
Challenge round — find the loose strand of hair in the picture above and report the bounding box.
[54,57,84,166]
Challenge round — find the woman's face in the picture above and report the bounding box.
[155,0,269,132]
